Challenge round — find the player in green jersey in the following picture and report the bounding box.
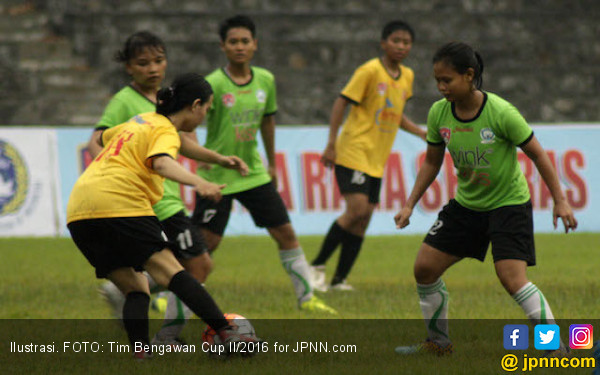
[190,15,336,314]
[394,42,577,355]
[88,31,248,345]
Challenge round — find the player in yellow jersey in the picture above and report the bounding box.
[68,73,256,359]
[311,20,426,291]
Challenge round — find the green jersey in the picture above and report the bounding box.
[96,85,184,221]
[199,67,277,195]
[427,92,533,211]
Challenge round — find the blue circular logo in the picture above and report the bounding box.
[0,140,28,215]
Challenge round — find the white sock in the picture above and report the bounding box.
[417,279,450,345]
[279,248,313,304]
[154,293,193,342]
[513,282,557,324]
[513,282,565,350]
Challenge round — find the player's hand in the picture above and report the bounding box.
[394,207,413,229]
[268,165,278,189]
[320,143,336,168]
[196,181,225,202]
[553,199,578,233]
[219,156,249,176]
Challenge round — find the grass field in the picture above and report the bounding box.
[1,234,598,374]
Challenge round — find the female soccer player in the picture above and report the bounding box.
[394,42,577,355]
[311,20,426,292]
[88,31,247,345]
[69,73,255,358]
[190,15,336,314]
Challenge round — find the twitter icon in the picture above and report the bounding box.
[535,324,561,350]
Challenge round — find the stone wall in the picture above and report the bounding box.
[2,0,599,125]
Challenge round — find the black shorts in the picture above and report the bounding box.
[191,182,290,236]
[335,164,382,204]
[67,216,171,278]
[423,199,536,266]
[161,210,208,259]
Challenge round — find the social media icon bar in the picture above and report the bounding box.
[534,324,560,350]
[569,324,593,349]
[504,324,529,350]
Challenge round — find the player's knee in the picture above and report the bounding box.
[413,261,440,284]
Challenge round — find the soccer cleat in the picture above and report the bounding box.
[330,280,355,291]
[98,281,125,321]
[133,348,153,361]
[150,335,186,349]
[395,339,453,356]
[216,326,261,357]
[310,265,328,292]
[299,296,338,315]
[542,345,570,358]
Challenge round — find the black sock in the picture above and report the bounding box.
[331,231,364,285]
[168,271,229,332]
[123,292,150,351]
[312,221,344,266]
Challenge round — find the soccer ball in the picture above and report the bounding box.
[202,313,257,345]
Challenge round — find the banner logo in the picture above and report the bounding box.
[0,140,28,216]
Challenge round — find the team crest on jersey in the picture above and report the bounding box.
[0,140,28,216]
[439,127,451,144]
[222,93,235,108]
[255,89,266,103]
[480,128,496,144]
[377,83,387,96]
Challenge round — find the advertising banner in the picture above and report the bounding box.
[0,128,61,236]
[55,125,596,236]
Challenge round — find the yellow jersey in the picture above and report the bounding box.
[67,112,180,223]
[335,58,414,177]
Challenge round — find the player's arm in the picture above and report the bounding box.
[321,96,350,168]
[394,144,445,229]
[260,114,277,187]
[87,129,105,159]
[520,135,577,233]
[179,132,248,176]
[151,155,225,202]
[400,114,427,141]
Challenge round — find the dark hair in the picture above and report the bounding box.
[115,31,166,63]
[433,42,484,89]
[381,20,415,42]
[218,15,256,41]
[156,73,213,116]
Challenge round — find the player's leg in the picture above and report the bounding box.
[154,211,213,345]
[107,268,152,357]
[329,193,375,290]
[396,200,488,355]
[239,183,336,314]
[491,201,566,353]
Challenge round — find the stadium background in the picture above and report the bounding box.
[0,0,599,126]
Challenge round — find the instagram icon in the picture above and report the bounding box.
[569,324,593,349]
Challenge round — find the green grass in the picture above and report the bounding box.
[0,234,598,374]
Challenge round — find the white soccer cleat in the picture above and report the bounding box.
[330,280,355,291]
[310,265,328,292]
[98,281,125,320]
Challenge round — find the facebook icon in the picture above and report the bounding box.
[504,324,529,350]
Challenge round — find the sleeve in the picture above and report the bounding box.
[340,65,372,105]
[426,104,444,145]
[498,104,533,146]
[146,125,181,167]
[96,96,129,130]
[403,66,414,101]
[264,74,278,116]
